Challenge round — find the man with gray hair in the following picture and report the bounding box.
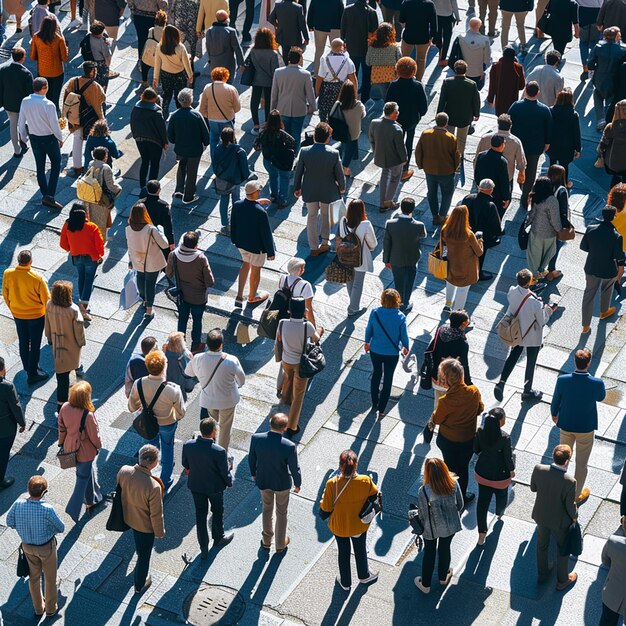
[205,10,245,83]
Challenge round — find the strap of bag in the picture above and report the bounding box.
[423,487,435,536]
[513,292,533,319]
[341,218,364,265]
[373,311,401,352]
[333,474,354,508]
[145,226,154,263]
[425,326,442,356]
[172,252,181,286]
[76,78,95,97]
[211,82,230,121]
[138,379,166,411]
[79,408,89,434]
[202,354,227,391]
[302,322,309,355]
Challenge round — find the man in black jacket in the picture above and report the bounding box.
[182,418,234,558]
[229,0,255,42]
[141,180,174,258]
[269,0,309,64]
[580,205,625,333]
[473,135,511,218]
[398,0,437,81]
[307,0,344,77]
[0,356,26,490]
[0,47,33,159]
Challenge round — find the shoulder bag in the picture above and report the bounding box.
[106,484,130,532]
[407,488,434,550]
[320,474,354,521]
[240,52,256,86]
[497,292,534,346]
[373,311,402,352]
[428,231,448,280]
[518,209,533,251]
[328,101,351,143]
[299,322,326,378]
[202,354,227,392]
[57,409,89,469]
[359,490,383,524]
[419,326,442,391]
[212,82,234,123]
[132,379,165,440]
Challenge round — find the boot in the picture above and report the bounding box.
[191,342,206,354]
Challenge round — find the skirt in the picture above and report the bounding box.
[318,81,343,122]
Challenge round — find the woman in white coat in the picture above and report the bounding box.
[338,199,378,316]
[125,202,169,320]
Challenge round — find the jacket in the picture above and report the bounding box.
[214,142,250,186]
[62,76,106,132]
[44,302,85,374]
[462,192,502,246]
[94,0,127,26]
[474,129,526,180]
[198,81,241,121]
[368,117,407,168]
[307,0,343,31]
[598,0,626,33]
[548,0,579,43]
[30,33,68,78]
[505,285,552,347]
[366,43,402,68]
[442,230,483,286]
[385,77,428,130]
[508,98,552,156]
[182,436,232,495]
[547,105,581,161]
[487,57,526,116]
[128,374,186,426]
[525,64,564,106]
[230,199,276,256]
[165,245,215,305]
[601,535,626,617]
[205,22,245,76]
[0,61,33,113]
[131,101,168,147]
[154,43,193,83]
[270,65,316,117]
[116,464,165,536]
[269,0,308,47]
[600,119,626,174]
[415,127,460,175]
[365,306,409,355]
[142,194,174,246]
[580,219,625,278]
[551,370,606,432]
[431,323,472,384]
[529,196,561,239]
[248,430,302,491]
[0,377,25,439]
[2,264,50,320]
[60,220,105,262]
[185,351,245,409]
[164,349,195,400]
[84,135,121,168]
[499,0,533,10]
[126,224,169,273]
[399,0,438,45]
[341,0,379,57]
[474,149,511,208]
[473,428,515,483]
[417,482,464,540]
[89,160,122,209]
[58,403,101,463]
[329,101,366,141]
[530,464,577,531]
[383,214,426,267]
[458,30,491,78]
[437,75,481,127]
[254,128,296,170]
[167,107,210,157]
[196,0,229,31]
[249,48,282,88]
[293,143,345,203]
[432,382,484,442]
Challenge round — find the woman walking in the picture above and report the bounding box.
[548,89,581,184]
[139,9,167,86]
[330,79,366,177]
[364,289,409,419]
[598,100,626,187]
[163,331,196,401]
[169,0,200,76]
[319,450,380,591]
[128,0,168,84]
[545,164,572,281]
[545,0,579,55]
[366,23,401,99]
[432,0,460,66]
[58,381,103,522]
[84,120,123,170]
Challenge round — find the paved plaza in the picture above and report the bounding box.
[0,1,625,624]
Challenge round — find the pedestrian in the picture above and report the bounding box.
[84,120,123,171]
[433,0,460,65]
[59,204,105,321]
[162,331,197,400]
[94,0,126,41]
[600,533,626,626]
[88,21,116,91]
[182,417,234,557]
[124,336,158,397]
[458,18,491,88]
[205,10,244,82]
[366,22,401,99]
[0,46,33,159]
[577,0,603,80]
[546,0,579,54]
[6,476,65,617]
[130,88,169,193]
[530,444,578,590]
[196,0,229,38]
[294,122,345,255]
[609,183,626,252]
[2,250,50,385]
[229,0,254,41]
[168,0,201,80]
[383,197,427,311]
[365,289,409,418]
[128,0,168,89]
[474,135,512,219]
[315,38,357,123]
[0,355,25,491]
[441,204,484,311]
[230,180,276,306]
[413,457,464,594]
[29,0,58,35]
[125,202,170,320]
[169,88,211,204]
[597,0,626,41]
[598,100,626,187]
[329,80,365,179]
[547,89,581,184]
[499,0,531,51]
[526,50,565,106]
[474,407,515,545]
[545,164,571,280]
[269,0,309,64]
[116,444,165,594]
[494,268,557,402]
[398,0,437,82]
[319,449,380,590]
[17,77,63,210]
[487,46,526,116]
[580,205,624,332]
[307,0,344,77]
[139,9,166,87]
[142,180,175,257]
[166,231,214,352]
[128,351,186,490]
[249,412,302,551]
[380,0,403,34]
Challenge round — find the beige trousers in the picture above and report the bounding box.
[448,125,470,158]
[401,41,430,82]
[261,488,290,549]
[208,406,236,451]
[560,429,594,499]
[501,10,528,47]
[479,0,500,35]
[313,28,341,76]
[23,539,58,616]
[281,361,307,430]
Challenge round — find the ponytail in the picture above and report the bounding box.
[339,449,358,477]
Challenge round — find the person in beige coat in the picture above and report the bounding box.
[116,444,165,594]
[125,202,170,320]
[44,281,85,408]
[196,0,229,35]
[85,146,122,240]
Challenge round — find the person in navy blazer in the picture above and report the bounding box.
[248,413,302,552]
[182,418,234,557]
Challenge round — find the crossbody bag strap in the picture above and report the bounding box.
[333,474,354,507]
[513,292,533,318]
[202,354,227,391]
[302,321,308,355]
[423,487,435,536]
[326,56,347,82]
[373,311,401,352]
[211,82,230,122]
[144,226,154,264]
[172,252,181,286]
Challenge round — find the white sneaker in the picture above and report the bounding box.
[335,575,350,591]
[414,577,430,593]
[358,570,378,585]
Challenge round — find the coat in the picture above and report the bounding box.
[474,149,511,209]
[487,57,525,116]
[417,482,463,540]
[399,0,438,45]
[0,61,33,113]
[269,0,308,47]
[504,285,552,347]
[270,65,316,117]
[165,245,215,305]
[231,199,276,256]
[128,374,186,426]
[340,0,379,57]
[248,430,302,491]
[589,40,626,98]
[368,117,407,168]
[205,22,245,76]
[432,382,484,442]
[249,48,282,88]
[437,75,481,127]
[58,404,101,463]
[473,429,515,484]
[0,378,25,439]
[415,127,460,176]
[551,370,606,433]
[383,214,427,267]
[602,535,626,617]
[195,0,229,31]
[600,118,626,174]
[307,0,344,31]
[130,101,168,148]
[547,0,579,44]
[293,143,345,203]
[182,436,232,495]
[529,196,561,239]
[167,107,210,157]
[385,77,428,130]
[580,219,625,279]
[44,302,85,374]
[508,97,553,156]
[530,464,577,531]
[462,192,502,246]
[474,129,526,180]
[116,464,165,536]
[525,64,564,106]
[442,230,483,287]
[547,104,581,163]
[142,194,174,246]
[126,224,169,273]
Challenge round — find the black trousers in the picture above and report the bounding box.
[599,603,621,626]
[436,433,474,498]
[422,534,454,587]
[136,141,162,189]
[403,126,416,171]
[192,491,225,552]
[434,14,454,57]
[521,153,541,207]
[175,156,201,201]
[132,529,154,590]
[499,344,540,393]
[229,0,255,37]
[0,431,16,482]
[336,532,369,587]
[370,351,399,414]
[45,74,64,114]
[14,316,45,376]
[476,483,509,532]
[250,86,271,126]
[56,371,71,405]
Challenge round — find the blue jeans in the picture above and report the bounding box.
[132,530,155,591]
[579,23,601,67]
[391,265,417,307]
[208,120,234,161]
[148,422,177,489]
[73,255,98,304]
[350,55,371,103]
[264,158,291,204]
[282,115,306,155]
[65,459,102,522]
[426,173,455,217]
[30,134,61,198]
[339,139,359,167]
[218,186,240,226]
[14,316,45,376]
[177,301,205,345]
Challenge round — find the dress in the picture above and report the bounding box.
[170,0,200,57]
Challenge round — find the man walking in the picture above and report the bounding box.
[551,348,606,503]
[307,0,344,77]
[2,250,50,384]
[142,180,175,258]
[530,444,578,591]
[205,10,244,82]
[293,122,345,256]
[249,413,302,552]
[526,50,564,107]
[269,0,309,64]
[182,418,234,557]
[124,336,158,397]
[383,197,426,312]
[458,18,491,88]
[0,356,25,490]
[229,0,255,42]
[600,533,626,626]
[474,135,511,218]
[17,77,63,210]
[369,101,408,212]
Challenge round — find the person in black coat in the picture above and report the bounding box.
[545,0,579,55]
[182,418,234,557]
[269,0,310,64]
[430,310,472,388]
[474,135,511,218]
[547,89,581,183]
[141,180,175,258]
[0,356,26,490]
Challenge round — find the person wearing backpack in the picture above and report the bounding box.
[330,79,366,178]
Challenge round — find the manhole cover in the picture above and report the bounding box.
[183,585,246,625]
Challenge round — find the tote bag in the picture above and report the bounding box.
[428,233,448,280]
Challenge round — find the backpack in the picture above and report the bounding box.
[80,33,94,61]
[258,277,302,339]
[62,78,97,133]
[132,379,165,440]
[76,166,103,203]
[336,218,363,268]
[497,293,533,347]
[328,102,350,143]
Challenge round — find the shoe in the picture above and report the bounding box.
[529,281,546,294]
[27,369,49,385]
[45,609,59,617]
[200,549,209,560]
[336,576,351,591]
[359,570,378,585]
[576,487,590,503]
[75,365,85,377]
[182,195,200,204]
[107,71,120,79]
[580,70,589,81]
[66,167,83,179]
[173,192,183,199]
[242,32,252,42]
[285,426,300,437]
[494,381,504,401]
[377,411,385,420]
[437,58,448,67]
[379,202,397,213]
[600,306,616,320]
[13,152,22,159]
[247,291,269,304]
[545,270,563,282]
[215,533,234,548]
[260,539,271,550]
[477,532,487,546]
[487,30,499,37]
[464,492,476,507]
[219,226,231,237]
[191,342,206,354]
[143,311,155,321]
[250,127,260,135]
[79,303,92,321]
[442,303,452,313]
[135,576,152,594]
[42,196,63,210]
[0,477,15,490]
[440,568,453,585]
[621,515,626,534]
[234,297,243,308]
[401,169,414,181]
[478,271,493,281]
[414,577,430,593]
[276,537,290,553]
[581,325,591,334]
[556,572,577,591]
[403,304,413,314]
[70,18,83,27]
[521,389,543,402]
[315,244,331,256]
[433,215,447,225]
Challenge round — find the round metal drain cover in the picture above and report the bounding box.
[183,585,246,625]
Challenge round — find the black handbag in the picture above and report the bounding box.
[560,521,583,556]
[359,492,383,524]
[422,421,434,444]
[328,102,350,143]
[17,544,30,577]
[240,55,256,86]
[518,216,531,251]
[299,323,326,378]
[419,327,441,391]
[106,484,130,532]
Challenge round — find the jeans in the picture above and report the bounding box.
[599,603,621,626]
[136,141,162,190]
[14,316,45,376]
[426,173,455,217]
[579,24,601,67]
[192,491,225,551]
[336,532,370,587]
[379,163,404,206]
[56,371,71,405]
[250,86,271,126]
[499,344,541,392]
[346,270,366,314]
[391,265,417,307]
[340,139,359,167]
[264,159,291,204]
[175,155,201,202]
[593,89,609,122]
[148,421,177,488]
[282,115,306,155]
[73,254,98,304]
[208,120,234,160]
[403,127,416,169]
[436,433,474,498]
[476,484,508,532]
[65,459,102,521]
[136,270,160,308]
[178,301,205,345]
[229,0,255,37]
[218,186,240,226]
[422,534,454,587]
[0,432,16,482]
[370,351,399,414]
[350,55,371,102]
[30,134,61,198]
[132,529,155,590]
[445,282,470,310]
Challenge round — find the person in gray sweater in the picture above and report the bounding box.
[525,50,565,107]
[205,10,245,84]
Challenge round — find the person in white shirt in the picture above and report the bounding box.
[18,77,63,210]
[185,328,245,451]
[458,18,491,89]
[315,39,357,122]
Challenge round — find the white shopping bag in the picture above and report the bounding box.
[119,270,141,310]
[330,198,347,228]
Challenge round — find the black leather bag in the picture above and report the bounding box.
[328,102,350,143]
[240,56,256,86]
[422,422,434,444]
[419,327,441,390]
[106,484,130,532]
[299,324,326,378]
[560,521,583,556]
[17,545,30,577]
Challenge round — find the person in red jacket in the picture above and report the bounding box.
[487,46,526,116]
[59,203,105,322]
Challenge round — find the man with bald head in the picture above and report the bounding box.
[205,9,244,83]
[458,17,491,89]
[315,38,357,121]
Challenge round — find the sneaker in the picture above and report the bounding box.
[215,533,234,548]
[107,71,120,79]
[442,303,452,313]
[576,487,590,503]
[27,369,49,385]
[135,577,152,594]
[182,195,200,205]
[414,576,430,593]
[600,306,616,320]
[42,196,63,210]
[250,127,260,135]
[521,389,543,402]
[173,192,183,199]
[336,576,351,591]
[359,570,379,585]
[69,18,83,28]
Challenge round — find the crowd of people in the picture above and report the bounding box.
[1,0,626,622]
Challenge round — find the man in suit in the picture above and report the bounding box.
[205,10,245,83]
[601,534,626,625]
[182,418,234,558]
[0,46,33,159]
[369,101,408,212]
[270,47,316,154]
[0,356,25,490]
[269,0,309,64]
[142,180,174,259]
[248,412,302,552]
[473,135,511,219]
[530,444,578,590]
[293,122,345,256]
[383,197,426,312]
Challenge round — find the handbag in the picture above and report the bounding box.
[447,37,463,70]
[166,253,184,307]
[407,489,434,549]
[518,210,532,251]
[299,323,326,378]
[328,102,351,143]
[359,491,383,524]
[325,256,354,284]
[427,232,448,280]
[240,54,256,86]
[419,327,441,391]
[557,226,575,241]
[106,484,130,532]
[17,545,30,577]
[560,521,583,556]
[119,269,141,310]
[422,421,434,444]
[371,64,396,84]
[56,409,89,469]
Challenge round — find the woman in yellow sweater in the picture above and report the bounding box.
[608,184,626,293]
[319,450,380,591]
